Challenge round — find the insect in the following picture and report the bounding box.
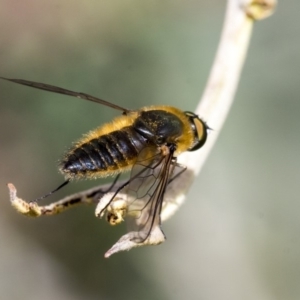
[2,76,209,256]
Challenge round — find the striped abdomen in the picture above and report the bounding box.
[60,127,147,179]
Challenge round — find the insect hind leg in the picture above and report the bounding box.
[34,179,70,202]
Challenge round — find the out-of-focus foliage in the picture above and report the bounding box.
[0,1,299,300]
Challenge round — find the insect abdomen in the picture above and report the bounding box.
[60,128,146,179]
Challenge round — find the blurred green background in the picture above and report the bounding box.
[0,1,299,299]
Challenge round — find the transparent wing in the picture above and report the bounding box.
[126,145,175,242]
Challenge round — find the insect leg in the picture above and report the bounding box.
[167,160,187,184]
[34,180,70,202]
[0,77,131,114]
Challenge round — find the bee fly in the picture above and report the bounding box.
[2,76,209,256]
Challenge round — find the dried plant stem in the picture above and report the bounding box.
[7,0,277,256]
[161,0,277,221]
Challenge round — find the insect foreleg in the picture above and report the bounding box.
[167,160,187,184]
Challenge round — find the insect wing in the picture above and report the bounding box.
[126,146,174,242]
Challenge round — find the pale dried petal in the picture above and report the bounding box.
[104,225,166,258]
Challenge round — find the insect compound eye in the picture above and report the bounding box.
[184,111,209,151]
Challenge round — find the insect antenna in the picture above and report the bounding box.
[33,179,70,202]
